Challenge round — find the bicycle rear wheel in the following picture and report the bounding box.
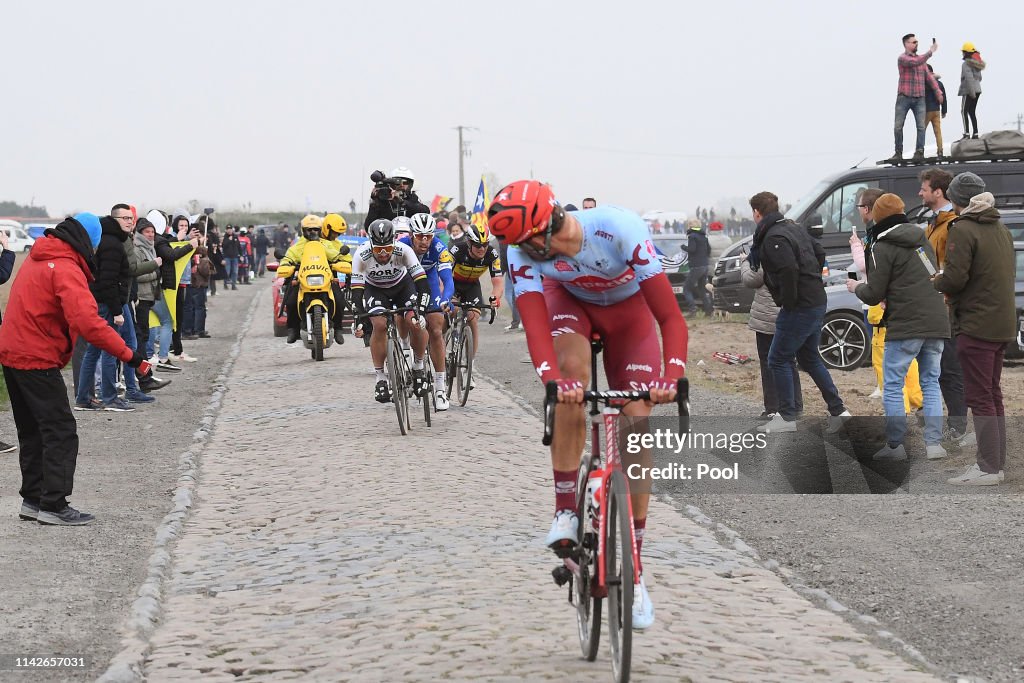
[606,469,633,683]
[456,326,474,407]
[574,455,601,661]
[386,337,409,435]
[444,324,458,399]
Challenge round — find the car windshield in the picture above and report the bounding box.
[785,181,832,222]
[652,237,686,257]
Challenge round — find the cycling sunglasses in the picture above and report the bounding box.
[371,245,394,258]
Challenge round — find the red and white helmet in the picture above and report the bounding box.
[487,180,558,244]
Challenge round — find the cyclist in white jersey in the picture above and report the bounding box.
[352,219,431,403]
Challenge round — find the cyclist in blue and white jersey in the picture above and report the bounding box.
[400,213,455,410]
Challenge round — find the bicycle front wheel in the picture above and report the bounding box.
[606,469,634,683]
[574,454,601,661]
[456,326,474,407]
[423,368,434,427]
[444,325,458,400]
[386,337,409,435]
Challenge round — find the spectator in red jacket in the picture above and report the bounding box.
[0,214,147,526]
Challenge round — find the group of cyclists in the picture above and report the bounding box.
[278,169,691,631]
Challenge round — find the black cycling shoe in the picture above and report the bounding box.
[374,379,392,404]
[286,328,299,344]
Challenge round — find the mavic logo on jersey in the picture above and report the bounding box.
[535,361,551,377]
[551,313,579,322]
[624,363,653,373]
[668,357,686,368]
[627,243,650,268]
[595,230,614,241]
[554,260,574,272]
[510,263,534,283]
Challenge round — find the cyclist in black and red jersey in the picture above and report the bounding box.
[488,180,688,630]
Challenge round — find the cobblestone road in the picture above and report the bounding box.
[135,288,941,682]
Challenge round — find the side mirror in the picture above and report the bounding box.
[273,247,287,260]
[267,262,279,272]
[806,214,824,239]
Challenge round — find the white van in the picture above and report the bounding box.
[0,219,35,252]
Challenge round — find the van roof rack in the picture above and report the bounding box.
[875,153,1024,167]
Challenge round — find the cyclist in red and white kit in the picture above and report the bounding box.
[488,180,688,629]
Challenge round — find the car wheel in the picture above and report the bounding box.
[818,312,868,371]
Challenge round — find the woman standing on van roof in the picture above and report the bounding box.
[959,41,985,140]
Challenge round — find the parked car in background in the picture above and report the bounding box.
[24,223,56,240]
[1007,239,1024,360]
[650,234,689,310]
[0,220,35,252]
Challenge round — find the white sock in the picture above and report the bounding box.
[435,376,445,391]
[413,357,424,370]
[374,368,386,382]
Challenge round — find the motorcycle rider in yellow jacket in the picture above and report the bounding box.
[279,214,351,345]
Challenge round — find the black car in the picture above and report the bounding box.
[712,158,1024,313]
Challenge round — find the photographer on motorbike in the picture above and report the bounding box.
[365,167,430,224]
[277,214,350,345]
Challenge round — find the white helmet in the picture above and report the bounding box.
[389,167,415,187]
[392,216,412,235]
[410,213,436,235]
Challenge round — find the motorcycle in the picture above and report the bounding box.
[274,241,349,361]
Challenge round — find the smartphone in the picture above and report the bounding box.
[847,270,859,281]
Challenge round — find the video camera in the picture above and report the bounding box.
[370,170,406,203]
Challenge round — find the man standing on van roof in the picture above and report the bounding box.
[889,33,943,165]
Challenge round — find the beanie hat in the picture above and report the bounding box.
[948,172,986,207]
[136,217,155,233]
[73,212,102,248]
[870,193,905,223]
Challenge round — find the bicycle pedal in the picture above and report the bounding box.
[551,565,572,587]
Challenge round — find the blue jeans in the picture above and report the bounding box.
[894,94,927,153]
[883,337,944,446]
[76,303,119,404]
[226,257,239,286]
[147,295,173,360]
[768,305,845,419]
[118,304,140,394]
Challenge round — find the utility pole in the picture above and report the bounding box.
[1010,113,1024,133]
[454,125,477,206]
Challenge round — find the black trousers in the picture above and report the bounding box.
[961,94,980,136]
[940,335,968,433]
[4,366,80,512]
[756,331,803,414]
[171,286,185,355]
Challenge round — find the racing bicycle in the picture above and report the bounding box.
[443,297,496,406]
[547,335,689,683]
[357,306,425,435]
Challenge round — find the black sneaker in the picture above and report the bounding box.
[286,328,299,344]
[374,379,392,403]
[198,331,211,338]
[139,376,172,392]
[156,359,183,373]
[0,440,17,453]
[182,334,199,341]
[885,152,903,164]
[73,398,103,411]
[971,133,979,140]
[37,505,95,526]
[19,500,39,521]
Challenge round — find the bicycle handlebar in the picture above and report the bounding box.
[448,297,497,325]
[541,378,690,446]
[354,306,419,321]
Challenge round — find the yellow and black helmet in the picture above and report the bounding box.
[321,213,347,240]
[464,222,489,247]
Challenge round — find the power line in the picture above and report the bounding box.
[475,129,872,160]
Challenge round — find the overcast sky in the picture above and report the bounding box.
[4,1,1020,218]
